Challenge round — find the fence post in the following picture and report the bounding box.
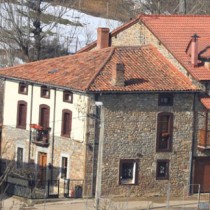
[47,180,50,198]
[166,183,171,210]
[198,184,200,208]
[58,180,60,198]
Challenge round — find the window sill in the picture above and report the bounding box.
[156,177,169,180]
[119,182,137,185]
[156,149,172,153]
[61,134,70,138]
[41,96,50,99]
[16,125,26,129]
[63,100,73,103]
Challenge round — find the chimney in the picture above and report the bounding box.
[191,34,199,67]
[205,61,210,70]
[112,63,125,86]
[97,28,110,49]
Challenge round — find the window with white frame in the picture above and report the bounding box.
[119,159,138,185]
[17,147,23,168]
[61,156,68,179]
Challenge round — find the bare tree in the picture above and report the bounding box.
[0,0,79,64]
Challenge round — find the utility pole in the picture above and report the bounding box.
[95,102,104,210]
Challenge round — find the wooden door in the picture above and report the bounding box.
[194,158,210,193]
[38,152,47,186]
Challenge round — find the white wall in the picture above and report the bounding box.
[3,80,88,142]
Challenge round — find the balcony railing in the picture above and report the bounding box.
[30,124,50,147]
[198,129,210,150]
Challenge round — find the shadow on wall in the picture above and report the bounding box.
[0,158,83,199]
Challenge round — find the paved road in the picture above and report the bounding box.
[0,195,207,210]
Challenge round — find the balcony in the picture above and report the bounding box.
[198,129,210,150]
[30,124,50,147]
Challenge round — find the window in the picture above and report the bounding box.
[17,101,27,129]
[158,94,173,106]
[119,159,138,185]
[39,105,50,129]
[63,91,73,103]
[17,147,23,168]
[41,86,50,98]
[156,160,169,180]
[18,83,28,95]
[61,157,68,179]
[156,112,173,152]
[61,109,72,137]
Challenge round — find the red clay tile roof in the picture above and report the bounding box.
[0,48,114,91]
[88,45,198,92]
[0,44,198,92]
[79,15,210,81]
[200,96,210,109]
[139,15,210,81]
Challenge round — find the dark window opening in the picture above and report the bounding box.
[119,159,138,185]
[17,147,23,168]
[156,112,173,152]
[61,109,72,138]
[63,91,73,103]
[156,160,169,180]
[61,157,68,179]
[19,83,28,95]
[41,86,50,98]
[39,105,50,129]
[17,101,27,129]
[159,94,173,106]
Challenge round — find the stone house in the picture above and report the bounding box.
[0,14,210,198]
[79,15,210,196]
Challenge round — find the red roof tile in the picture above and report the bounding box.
[200,96,210,109]
[0,48,114,91]
[89,45,198,92]
[0,45,198,92]
[139,15,210,80]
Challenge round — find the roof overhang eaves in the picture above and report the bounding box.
[0,75,86,94]
[86,89,201,94]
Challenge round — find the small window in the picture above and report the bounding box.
[156,160,169,180]
[61,157,68,179]
[156,112,173,152]
[39,104,50,129]
[17,147,23,168]
[61,109,72,137]
[158,94,173,106]
[18,83,28,95]
[41,86,50,98]
[17,101,27,129]
[119,159,138,185]
[63,91,73,103]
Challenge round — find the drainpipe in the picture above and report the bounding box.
[189,92,196,194]
[205,109,208,148]
[51,88,56,182]
[28,83,34,162]
[204,83,209,148]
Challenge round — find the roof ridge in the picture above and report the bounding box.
[86,47,115,91]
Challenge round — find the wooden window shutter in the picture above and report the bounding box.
[39,105,50,128]
[156,112,173,152]
[17,100,27,129]
[61,109,72,138]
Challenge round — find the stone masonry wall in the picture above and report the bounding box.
[1,125,86,193]
[97,93,194,197]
